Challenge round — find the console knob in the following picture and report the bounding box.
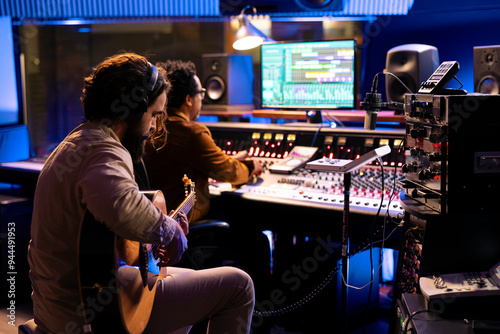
[428,152,441,162]
[410,127,426,139]
[418,168,436,180]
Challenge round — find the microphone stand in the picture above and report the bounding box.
[305,145,391,334]
[340,171,351,334]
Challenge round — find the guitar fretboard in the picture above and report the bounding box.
[171,193,196,221]
[151,192,195,255]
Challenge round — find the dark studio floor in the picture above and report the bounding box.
[0,283,393,334]
[248,283,393,334]
[1,221,396,334]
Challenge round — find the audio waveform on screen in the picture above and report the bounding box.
[261,82,354,108]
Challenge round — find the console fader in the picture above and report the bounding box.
[206,122,405,216]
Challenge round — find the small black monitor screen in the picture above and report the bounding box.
[261,39,356,109]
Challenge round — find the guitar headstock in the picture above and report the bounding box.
[182,174,195,197]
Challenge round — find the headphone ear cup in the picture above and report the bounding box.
[123,62,157,123]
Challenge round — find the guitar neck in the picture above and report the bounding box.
[151,191,195,254]
[170,192,196,220]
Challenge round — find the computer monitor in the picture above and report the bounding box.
[260,39,357,110]
[0,16,20,127]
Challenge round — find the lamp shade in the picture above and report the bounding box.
[233,15,269,50]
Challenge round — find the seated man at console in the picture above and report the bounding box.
[143,59,263,223]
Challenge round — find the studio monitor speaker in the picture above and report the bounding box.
[385,44,439,103]
[201,53,254,111]
[474,45,500,94]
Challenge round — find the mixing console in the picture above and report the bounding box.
[211,163,405,216]
[207,122,406,216]
[207,122,405,168]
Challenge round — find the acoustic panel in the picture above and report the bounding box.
[0,0,219,19]
[1,0,415,20]
[220,0,414,16]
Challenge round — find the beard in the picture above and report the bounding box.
[122,123,149,163]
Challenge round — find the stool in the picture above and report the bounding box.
[18,319,44,334]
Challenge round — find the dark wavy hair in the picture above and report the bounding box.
[81,52,170,148]
[81,52,169,123]
[157,59,198,112]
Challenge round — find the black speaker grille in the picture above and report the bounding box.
[474,45,500,94]
[388,73,417,103]
[205,76,225,102]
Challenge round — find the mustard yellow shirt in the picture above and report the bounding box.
[143,112,252,222]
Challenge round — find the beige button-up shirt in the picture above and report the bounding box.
[28,122,176,333]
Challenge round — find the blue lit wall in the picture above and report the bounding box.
[362,0,500,99]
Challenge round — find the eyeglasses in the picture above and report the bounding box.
[195,88,206,99]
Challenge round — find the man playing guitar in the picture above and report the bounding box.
[27,52,255,334]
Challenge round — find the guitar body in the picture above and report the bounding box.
[115,239,165,333]
[115,191,168,334]
[78,186,194,334]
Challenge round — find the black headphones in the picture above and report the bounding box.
[145,62,159,100]
[125,62,159,122]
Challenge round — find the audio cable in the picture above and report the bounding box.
[403,309,432,333]
[253,142,407,318]
[252,266,340,317]
[385,135,406,225]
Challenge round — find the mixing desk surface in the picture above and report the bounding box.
[210,163,405,217]
[207,122,405,217]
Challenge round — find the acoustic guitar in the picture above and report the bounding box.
[78,176,195,334]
